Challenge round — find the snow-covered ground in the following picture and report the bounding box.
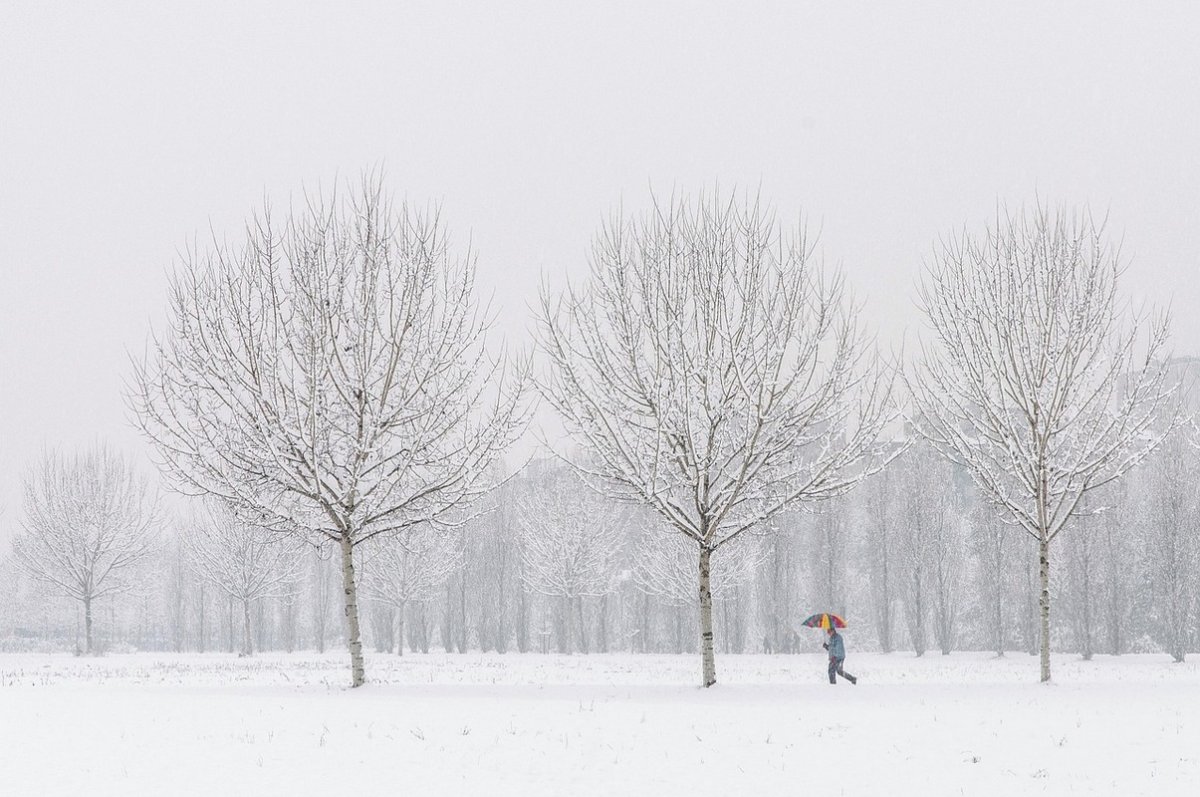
[3,650,1198,796]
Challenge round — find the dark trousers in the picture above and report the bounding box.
[828,656,856,684]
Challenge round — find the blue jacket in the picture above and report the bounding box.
[827,631,845,659]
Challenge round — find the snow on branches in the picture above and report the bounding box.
[13,445,159,654]
[183,499,305,656]
[538,191,893,685]
[909,206,1178,681]
[130,175,530,686]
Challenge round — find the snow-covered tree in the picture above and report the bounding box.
[538,191,892,686]
[1097,486,1136,655]
[894,451,933,655]
[889,443,967,656]
[183,500,305,656]
[910,206,1176,681]
[630,517,762,654]
[805,503,849,631]
[1062,493,1104,660]
[756,522,802,654]
[859,469,899,653]
[303,547,336,653]
[928,491,967,656]
[968,512,1011,655]
[1139,432,1199,661]
[130,176,528,686]
[516,466,624,654]
[360,526,463,655]
[474,481,521,653]
[12,445,159,654]
[161,528,195,652]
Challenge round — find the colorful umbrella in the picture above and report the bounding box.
[800,613,846,630]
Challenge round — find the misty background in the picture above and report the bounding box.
[2,0,1199,547]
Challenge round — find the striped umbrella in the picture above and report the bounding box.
[800,612,847,630]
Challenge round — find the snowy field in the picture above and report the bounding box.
[3,651,1198,796]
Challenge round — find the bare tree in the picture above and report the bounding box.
[910,206,1175,681]
[928,486,966,657]
[630,517,762,654]
[12,446,158,654]
[859,469,898,653]
[756,522,801,654]
[1062,493,1103,660]
[966,517,1001,656]
[162,528,194,652]
[360,526,463,655]
[183,500,305,656]
[892,443,965,656]
[805,503,849,633]
[1098,487,1134,655]
[130,177,528,686]
[895,453,934,656]
[308,547,337,653]
[516,466,624,654]
[538,192,891,686]
[1140,432,1200,661]
[476,482,519,653]
[631,519,762,606]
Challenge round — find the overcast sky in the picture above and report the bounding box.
[2,1,1198,541]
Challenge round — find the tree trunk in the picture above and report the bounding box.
[1081,544,1094,661]
[910,574,926,657]
[699,546,716,688]
[198,584,206,654]
[494,562,508,654]
[640,591,652,653]
[283,594,296,653]
[396,601,406,656]
[242,598,253,656]
[83,596,94,655]
[1039,536,1051,683]
[994,584,1004,658]
[255,599,266,653]
[990,526,1005,657]
[420,603,432,653]
[457,572,468,653]
[576,596,589,654]
[516,586,529,653]
[442,583,454,653]
[598,594,609,653]
[673,605,684,654]
[876,549,893,653]
[555,598,570,654]
[339,533,366,687]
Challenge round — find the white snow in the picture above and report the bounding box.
[3,651,1198,796]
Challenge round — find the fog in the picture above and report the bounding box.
[3,0,1199,539]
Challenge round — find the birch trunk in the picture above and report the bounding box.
[339,533,366,687]
[1039,536,1051,683]
[699,547,716,688]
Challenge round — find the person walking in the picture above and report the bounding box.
[823,626,858,685]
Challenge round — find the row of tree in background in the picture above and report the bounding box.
[3,436,1198,664]
[1,178,1195,687]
